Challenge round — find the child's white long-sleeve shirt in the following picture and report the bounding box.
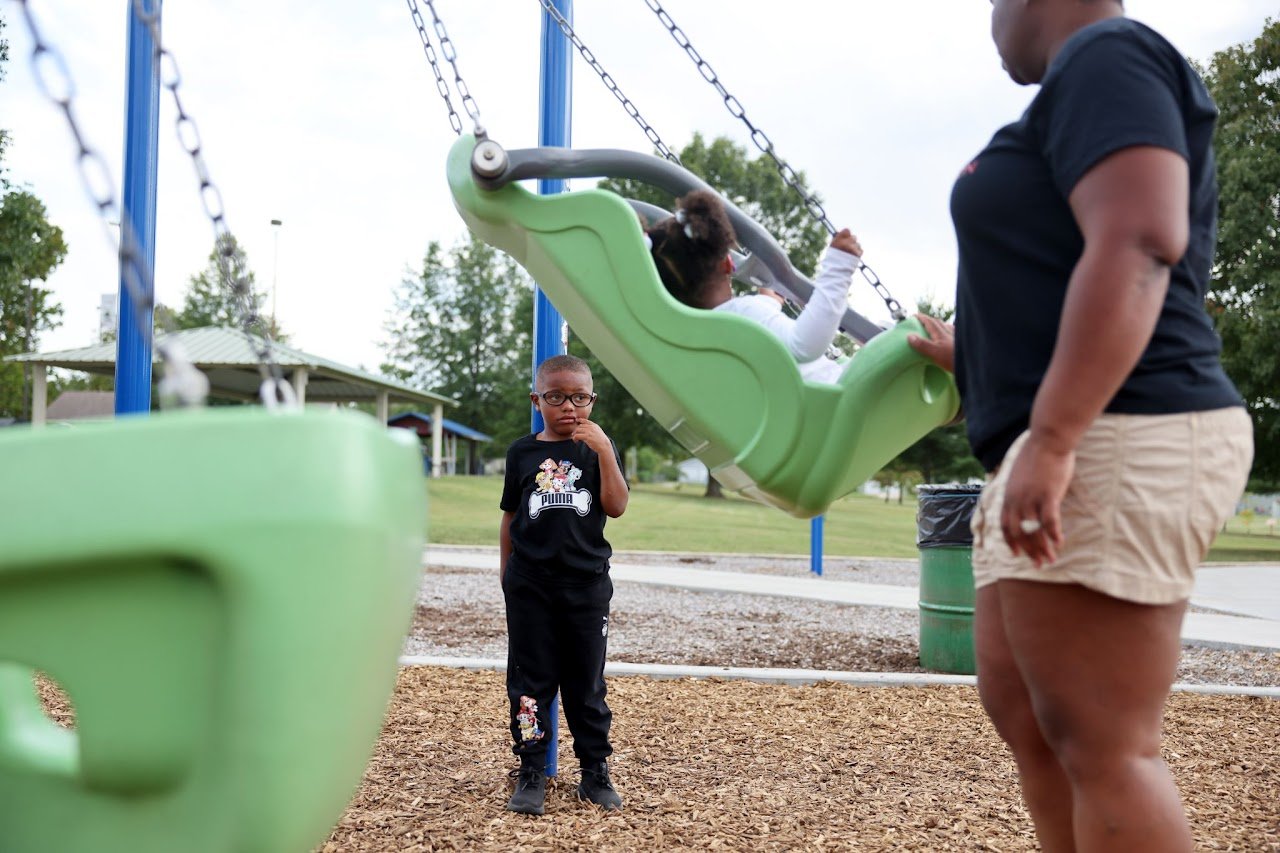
[713,246,861,384]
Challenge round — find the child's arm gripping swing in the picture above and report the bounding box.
[745,228,864,362]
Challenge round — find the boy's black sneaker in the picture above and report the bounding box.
[506,763,547,815]
[577,761,622,810]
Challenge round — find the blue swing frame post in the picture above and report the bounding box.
[535,0,573,780]
[115,0,162,416]
[811,515,824,576]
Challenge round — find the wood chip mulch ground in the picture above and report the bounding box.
[321,666,1280,852]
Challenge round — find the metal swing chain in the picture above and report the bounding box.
[405,0,464,134]
[532,0,682,165]
[405,0,484,136]
[127,0,296,408]
[14,0,211,407]
[641,0,906,322]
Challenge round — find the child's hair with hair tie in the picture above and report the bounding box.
[645,190,737,309]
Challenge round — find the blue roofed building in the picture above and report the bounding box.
[387,412,492,476]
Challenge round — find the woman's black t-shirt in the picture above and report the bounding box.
[500,433,625,579]
[951,17,1242,472]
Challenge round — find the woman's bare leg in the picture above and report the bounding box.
[999,579,1190,852]
[975,584,1075,851]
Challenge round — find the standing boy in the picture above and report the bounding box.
[499,354,629,815]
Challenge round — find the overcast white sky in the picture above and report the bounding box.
[3,1,1275,372]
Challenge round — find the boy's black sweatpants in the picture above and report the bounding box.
[503,566,613,767]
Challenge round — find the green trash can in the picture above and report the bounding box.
[916,484,983,674]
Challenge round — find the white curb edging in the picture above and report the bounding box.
[398,655,1280,698]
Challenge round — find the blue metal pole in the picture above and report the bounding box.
[532,0,572,421]
[810,515,824,577]
[536,0,573,779]
[115,0,162,415]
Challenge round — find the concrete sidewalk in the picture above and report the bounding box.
[1189,565,1280,621]
[425,547,1280,650]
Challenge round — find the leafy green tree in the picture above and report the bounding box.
[174,233,285,339]
[493,276,535,446]
[600,133,828,274]
[50,368,113,396]
[596,133,831,496]
[0,190,68,418]
[0,14,8,162]
[1,17,69,418]
[1202,18,1280,490]
[892,425,982,490]
[382,235,532,452]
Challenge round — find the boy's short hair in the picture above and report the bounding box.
[535,354,592,386]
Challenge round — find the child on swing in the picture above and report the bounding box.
[644,189,864,383]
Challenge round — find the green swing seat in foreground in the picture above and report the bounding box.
[448,134,961,517]
[0,408,427,853]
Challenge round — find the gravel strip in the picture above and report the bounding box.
[411,554,1280,688]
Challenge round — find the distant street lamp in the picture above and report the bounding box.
[270,219,282,330]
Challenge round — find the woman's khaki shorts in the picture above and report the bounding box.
[972,407,1254,605]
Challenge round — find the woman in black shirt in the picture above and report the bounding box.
[909,2,1253,849]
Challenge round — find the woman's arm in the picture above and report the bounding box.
[1001,145,1189,564]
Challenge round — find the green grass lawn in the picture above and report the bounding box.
[1208,518,1280,562]
[425,476,1280,562]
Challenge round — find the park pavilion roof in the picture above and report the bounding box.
[7,326,456,409]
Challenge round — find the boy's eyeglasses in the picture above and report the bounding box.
[536,391,597,407]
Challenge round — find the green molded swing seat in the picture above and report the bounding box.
[0,407,426,852]
[448,135,960,517]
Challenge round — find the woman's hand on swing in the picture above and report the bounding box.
[907,312,955,373]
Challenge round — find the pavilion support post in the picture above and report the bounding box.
[31,365,48,428]
[376,391,389,425]
[291,368,308,406]
[431,402,444,478]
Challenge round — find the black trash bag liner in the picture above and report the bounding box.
[916,484,983,549]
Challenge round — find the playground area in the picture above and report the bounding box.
[30,549,1277,850]
[312,551,1280,850]
[318,669,1278,851]
[6,2,1278,850]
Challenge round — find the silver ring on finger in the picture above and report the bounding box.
[1019,518,1043,535]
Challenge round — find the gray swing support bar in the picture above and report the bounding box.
[471,144,885,344]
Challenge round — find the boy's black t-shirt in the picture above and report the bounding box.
[951,17,1242,472]
[500,433,626,579]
